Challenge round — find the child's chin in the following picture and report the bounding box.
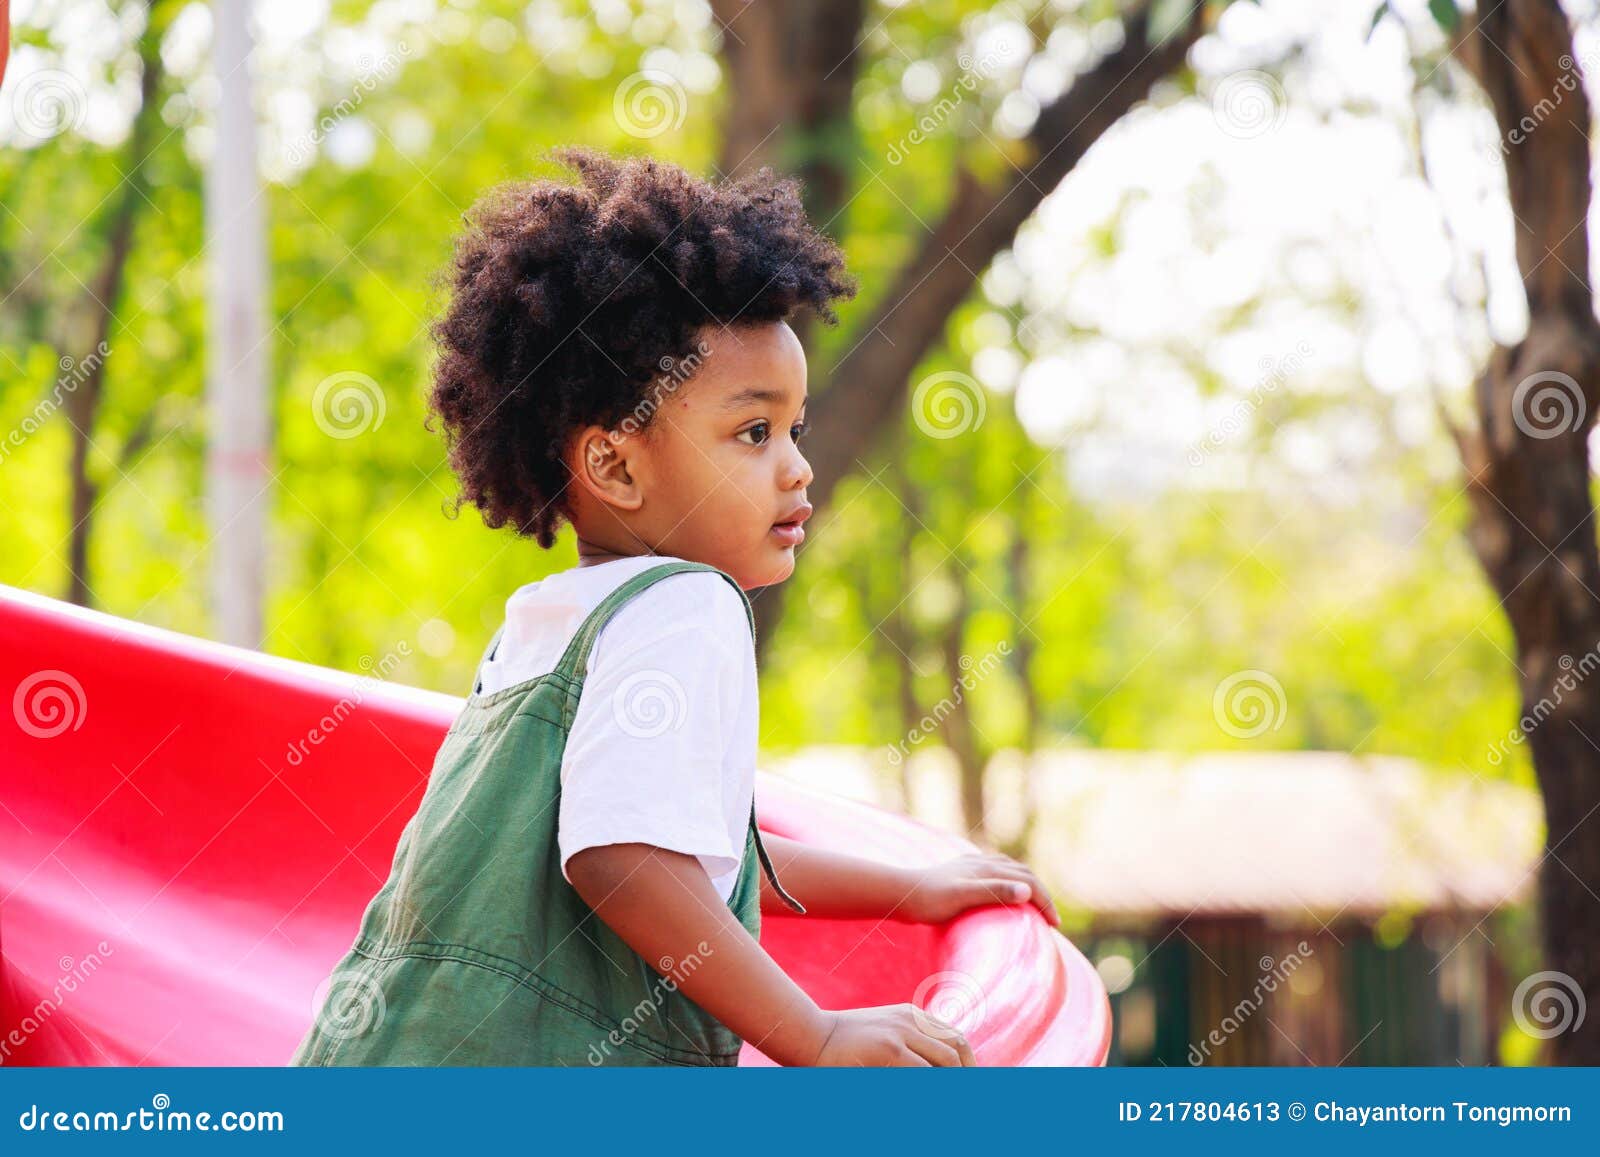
[756,549,797,587]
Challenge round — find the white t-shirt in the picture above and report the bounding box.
[475,555,757,903]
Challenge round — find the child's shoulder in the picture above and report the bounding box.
[534,556,750,658]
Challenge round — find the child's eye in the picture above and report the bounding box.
[736,422,770,446]
[792,420,809,441]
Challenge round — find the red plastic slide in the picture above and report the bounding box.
[0,583,1110,1066]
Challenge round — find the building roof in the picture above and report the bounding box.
[761,747,1544,920]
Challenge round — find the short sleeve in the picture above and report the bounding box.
[558,573,751,887]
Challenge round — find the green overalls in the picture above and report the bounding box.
[290,560,804,1067]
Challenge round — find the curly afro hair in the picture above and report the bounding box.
[425,146,857,548]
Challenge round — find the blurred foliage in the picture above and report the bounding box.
[0,0,1526,793]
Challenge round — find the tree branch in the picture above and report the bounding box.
[802,4,1206,520]
[64,0,166,605]
[710,0,864,207]
[1437,0,1600,1064]
[1457,0,1594,325]
[711,0,866,352]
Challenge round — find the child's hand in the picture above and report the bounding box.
[900,851,1060,926]
[811,1005,976,1066]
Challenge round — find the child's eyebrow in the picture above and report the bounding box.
[719,387,807,410]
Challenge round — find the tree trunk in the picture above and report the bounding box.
[62,2,164,607]
[999,514,1039,861]
[882,432,922,814]
[748,2,1208,657]
[1449,0,1600,1065]
[709,0,863,355]
[938,569,988,841]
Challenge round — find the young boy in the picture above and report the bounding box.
[292,148,1057,1068]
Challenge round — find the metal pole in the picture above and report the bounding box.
[204,0,269,648]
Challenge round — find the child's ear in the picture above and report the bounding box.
[570,425,644,512]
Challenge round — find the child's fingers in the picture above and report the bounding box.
[904,1031,963,1067]
[946,1028,977,1066]
[1015,869,1059,924]
[1020,873,1060,925]
[977,875,1032,902]
[976,870,1060,925]
[966,875,1055,924]
[910,1012,975,1066]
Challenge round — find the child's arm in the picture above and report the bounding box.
[567,842,977,1066]
[754,834,1060,926]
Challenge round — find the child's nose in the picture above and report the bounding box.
[784,445,814,490]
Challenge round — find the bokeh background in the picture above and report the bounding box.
[4,0,1598,1065]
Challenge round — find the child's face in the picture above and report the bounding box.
[570,319,813,589]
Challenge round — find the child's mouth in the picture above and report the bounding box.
[770,503,812,547]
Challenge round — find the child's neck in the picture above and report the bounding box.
[574,536,658,567]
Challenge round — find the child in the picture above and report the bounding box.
[291,148,1058,1068]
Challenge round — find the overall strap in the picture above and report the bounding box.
[547,559,806,914]
[750,800,806,914]
[550,560,752,688]
[470,623,507,696]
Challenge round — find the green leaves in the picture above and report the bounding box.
[1367,2,1392,41]
[1427,0,1460,33]
[0,0,1525,788]
[1366,0,1456,44]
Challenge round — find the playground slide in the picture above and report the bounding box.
[0,583,1111,1067]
